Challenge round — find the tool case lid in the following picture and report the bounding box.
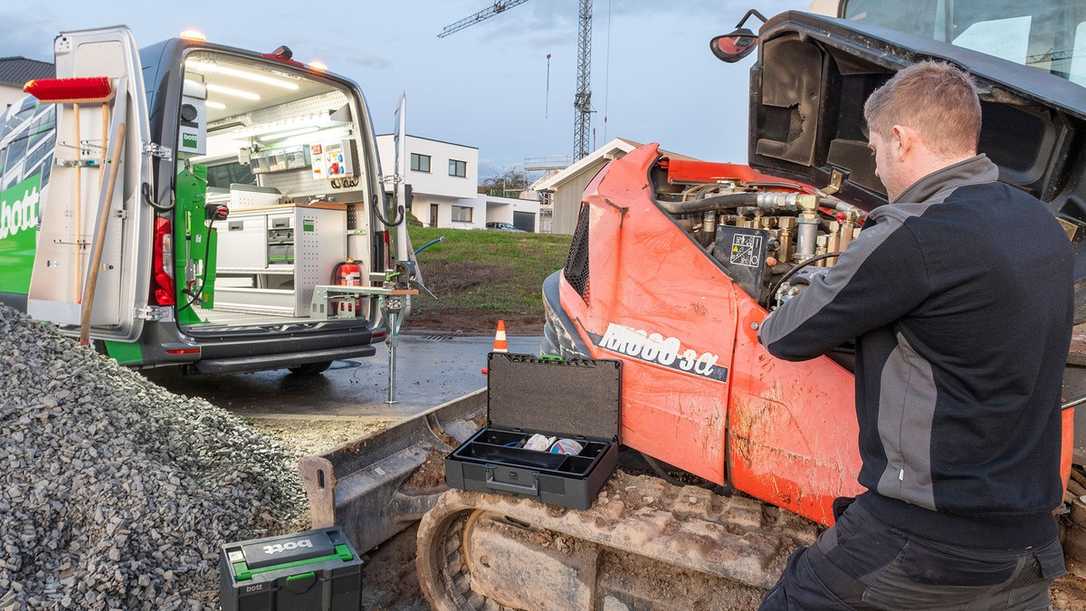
[486,353,621,440]
[239,531,337,569]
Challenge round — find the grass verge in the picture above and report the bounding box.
[406,226,571,334]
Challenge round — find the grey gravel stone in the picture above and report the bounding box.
[0,306,307,610]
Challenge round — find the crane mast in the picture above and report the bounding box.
[572,0,593,160]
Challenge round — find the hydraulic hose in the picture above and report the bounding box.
[765,251,843,307]
[656,191,761,214]
[658,191,865,218]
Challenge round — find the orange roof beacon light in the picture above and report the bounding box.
[180,29,207,42]
[307,60,328,72]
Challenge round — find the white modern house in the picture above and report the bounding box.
[376,133,539,231]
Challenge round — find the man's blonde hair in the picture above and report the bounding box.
[863,61,982,157]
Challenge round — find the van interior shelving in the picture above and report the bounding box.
[177,51,374,335]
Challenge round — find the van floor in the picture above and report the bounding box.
[186,308,313,329]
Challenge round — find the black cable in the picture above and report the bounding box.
[143,182,174,212]
[765,251,843,306]
[372,192,404,227]
[180,216,220,312]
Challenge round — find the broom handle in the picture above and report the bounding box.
[78,121,126,346]
[73,103,82,303]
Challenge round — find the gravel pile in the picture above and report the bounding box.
[0,305,308,610]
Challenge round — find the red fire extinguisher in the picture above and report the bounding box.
[331,259,364,318]
[334,260,363,286]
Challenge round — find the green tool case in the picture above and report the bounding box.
[219,527,362,611]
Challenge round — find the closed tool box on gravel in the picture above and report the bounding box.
[219,527,362,611]
[445,353,621,509]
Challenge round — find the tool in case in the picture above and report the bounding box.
[219,527,362,611]
[445,353,621,509]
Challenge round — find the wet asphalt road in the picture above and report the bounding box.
[145,333,542,419]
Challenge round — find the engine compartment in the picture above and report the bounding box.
[651,158,866,308]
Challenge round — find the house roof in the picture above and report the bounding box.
[0,57,54,88]
[375,133,478,150]
[530,137,696,192]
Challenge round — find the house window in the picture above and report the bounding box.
[449,159,467,178]
[452,205,473,223]
[410,153,431,173]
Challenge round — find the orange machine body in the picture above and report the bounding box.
[559,143,1074,526]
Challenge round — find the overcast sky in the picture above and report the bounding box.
[0,0,803,178]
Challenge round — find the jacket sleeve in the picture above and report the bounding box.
[758,218,930,361]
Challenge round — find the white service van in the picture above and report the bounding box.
[0,26,415,374]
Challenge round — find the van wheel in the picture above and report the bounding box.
[288,361,333,375]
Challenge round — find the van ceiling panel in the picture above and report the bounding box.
[184,52,334,122]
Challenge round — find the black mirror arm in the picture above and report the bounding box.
[734,9,768,31]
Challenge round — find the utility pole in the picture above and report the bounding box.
[573,0,593,161]
[545,53,552,119]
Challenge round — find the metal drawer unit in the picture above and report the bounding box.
[214,203,347,317]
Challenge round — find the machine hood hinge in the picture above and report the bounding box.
[134,305,174,322]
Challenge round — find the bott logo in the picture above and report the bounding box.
[263,538,312,556]
[0,185,40,241]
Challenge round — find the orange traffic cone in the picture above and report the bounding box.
[492,320,509,353]
[482,320,509,375]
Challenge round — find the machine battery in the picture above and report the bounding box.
[445,353,621,510]
[219,527,362,611]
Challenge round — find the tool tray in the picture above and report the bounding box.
[445,353,621,509]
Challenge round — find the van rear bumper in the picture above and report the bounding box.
[140,319,385,373]
[192,344,377,374]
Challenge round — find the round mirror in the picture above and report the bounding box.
[710,29,758,63]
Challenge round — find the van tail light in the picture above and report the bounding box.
[151,217,175,306]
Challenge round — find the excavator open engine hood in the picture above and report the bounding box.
[746,11,1086,321]
[746,11,1086,216]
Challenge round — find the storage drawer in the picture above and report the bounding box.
[218,216,267,269]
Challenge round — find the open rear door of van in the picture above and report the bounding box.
[27,27,154,341]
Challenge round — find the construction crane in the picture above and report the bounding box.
[438,0,595,161]
[437,0,530,38]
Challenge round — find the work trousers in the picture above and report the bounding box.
[759,501,1066,610]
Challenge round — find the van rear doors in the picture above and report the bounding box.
[27,26,153,341]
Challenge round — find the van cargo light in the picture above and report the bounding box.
[185,59,300,91]
[205,82,260,101]
[180,29,207,42]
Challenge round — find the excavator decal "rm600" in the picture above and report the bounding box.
[588,322,728,383]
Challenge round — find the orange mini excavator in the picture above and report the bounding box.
[409,8,1086,610]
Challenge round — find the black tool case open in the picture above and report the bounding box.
[445,353,621,510]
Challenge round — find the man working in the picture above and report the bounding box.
[757,61,1072,609]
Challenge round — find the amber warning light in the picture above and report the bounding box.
[24,77,114,103]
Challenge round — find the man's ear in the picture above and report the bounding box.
[890,124,914,160]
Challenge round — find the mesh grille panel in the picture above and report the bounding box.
[564,203,591,300]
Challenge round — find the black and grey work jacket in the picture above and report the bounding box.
[759,154,1072,548]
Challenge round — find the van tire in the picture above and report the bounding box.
[287,361,333,375]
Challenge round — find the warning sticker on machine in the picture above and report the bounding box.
[729,233,763,268]
[588,323,728,383]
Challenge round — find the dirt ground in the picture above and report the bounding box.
[245,415,394,458]
[405,310,544,335]
[361,525,429,611]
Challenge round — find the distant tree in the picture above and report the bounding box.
[480,168,531,197]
